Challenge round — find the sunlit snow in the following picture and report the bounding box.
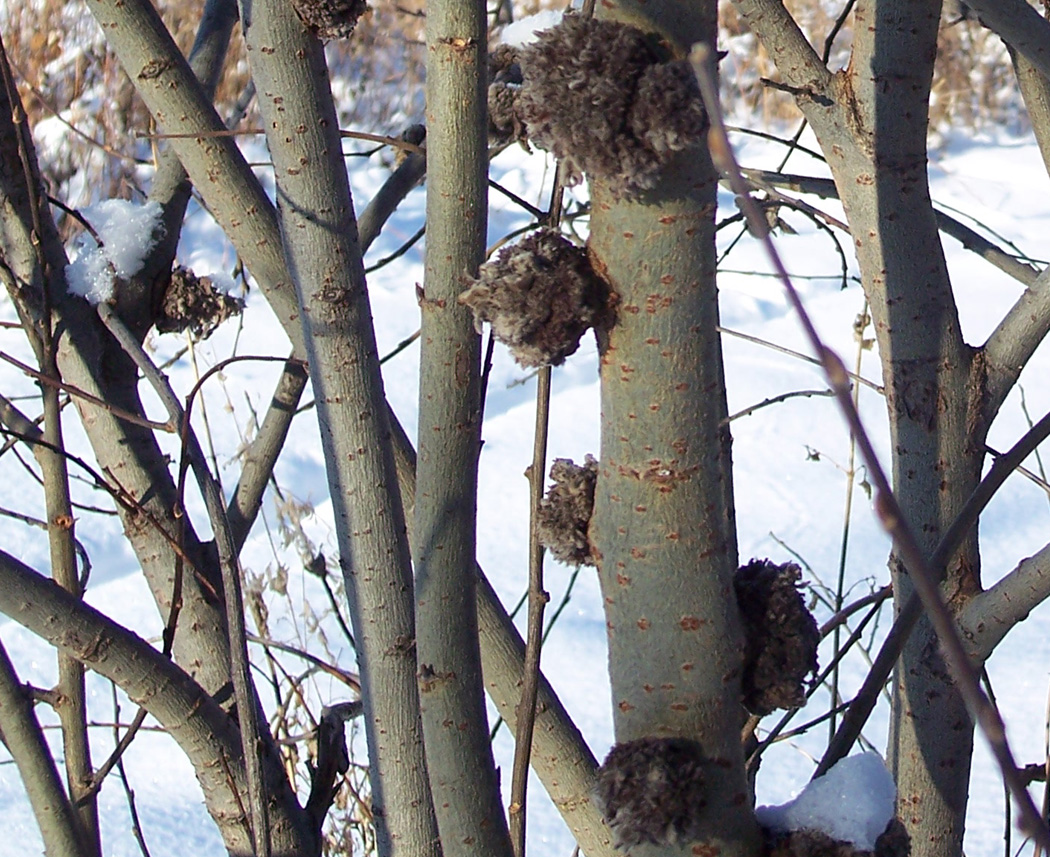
[66,199,164,304]
[756,752,896,850]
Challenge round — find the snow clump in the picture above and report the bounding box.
[66,199,164,305]
[756,753,896,851]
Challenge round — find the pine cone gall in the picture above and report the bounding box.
[734,559,820,716]
[537,455,598,566]
[156,266,245,341]
[458,229,606,367]
[517,14,706,198]
[594,737,707,849]
[290,0,368,39]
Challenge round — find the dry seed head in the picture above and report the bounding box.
[517,14,706,198]
[156,266,245,341]
[459,229,606,367]
[290,0,369,40]
[594,737,708,849]
[537,455,598,566]
[734,559,820,716]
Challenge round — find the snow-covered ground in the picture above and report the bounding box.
[1,98,1049,857]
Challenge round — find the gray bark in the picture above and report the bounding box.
[728,2,994,855]
[416,0,512,851]
[586,3,761,855]
[0,639,87,857]
[394,405,618,857]
[234,2,439,855]
[0,550,314,857]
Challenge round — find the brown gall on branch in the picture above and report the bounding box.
[459,228,607,367]
[765,819,911,857]
[488,45,528,147]
[516,14,707,199]
[594,737,707,849]
[735,559,820,716]
[289,0,369,40]
[155,266,245,341]
[537,454,598,566]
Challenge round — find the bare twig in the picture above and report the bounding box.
[108,685,152,857]
[823,406,1050,770]
[96,303,271,857]
[0,351,175,433]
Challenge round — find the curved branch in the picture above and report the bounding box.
[965,0,1050,82]
[0,549,310,856]
[728,0,832,97]
[959,541,1050,663]
[82,0,305,354]
[0,638,87,857]
[743,168,1040,287]
[982,268,1050,428]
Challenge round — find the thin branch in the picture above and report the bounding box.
[96,302,271,857]
[823,405,1050,771]
[724,388,835,424]
[0,351,175,433]
[694,44,1050,849]
[109,685,152,857]
[717,326,884,393]
[728,0,833,97]
[742,169,1041,287]
[246,634,360,691]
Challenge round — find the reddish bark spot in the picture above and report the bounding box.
[637,617,650,630]
[618,700,635,712]
[660,274,674,285]
[670,703,688,711]
[616,572,631,586]
[692,845,719,857]
[643,683,655,693]
[660,683,675,690]
[630,547,646,559]
[681,662,694,671]
[659,215,677,224]
[667,531,680,541]
[679,616,702,631]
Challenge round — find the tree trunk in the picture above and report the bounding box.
[416,0,514,852]
[588,3,761,854]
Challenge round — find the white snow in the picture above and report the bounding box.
[65,199,164,304]
[499,10,563,47]
[1,83,1049,857]
[756,752,896,850]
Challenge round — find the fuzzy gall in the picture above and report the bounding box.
[594,737,708,848]
[458,229,606,367]
[734,559,820,716]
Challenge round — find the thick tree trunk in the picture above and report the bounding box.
[587,3,761,855]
